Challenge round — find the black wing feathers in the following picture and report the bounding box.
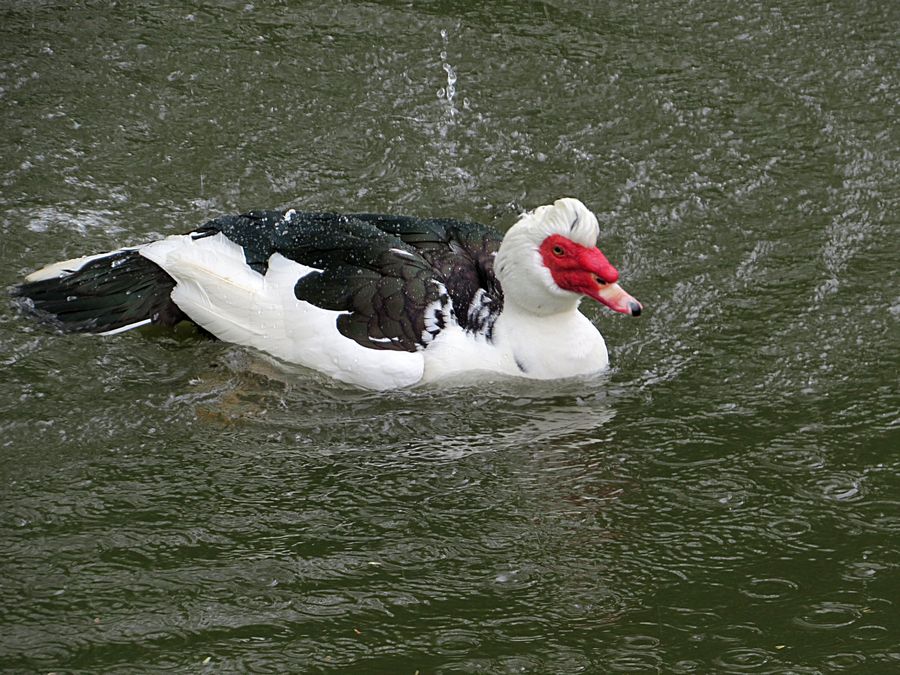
[14,250,185,333]
[197,209,504,351]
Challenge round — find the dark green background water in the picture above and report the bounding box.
[2,1,898,672]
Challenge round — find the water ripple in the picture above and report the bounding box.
[793,601,864,631]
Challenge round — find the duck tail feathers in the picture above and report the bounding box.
[14,248,185,335]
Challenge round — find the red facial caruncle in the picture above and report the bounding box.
[538,234,642,316]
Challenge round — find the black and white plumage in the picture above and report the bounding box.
[16,198,642,389]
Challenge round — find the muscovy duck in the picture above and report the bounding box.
[16,198,641,389]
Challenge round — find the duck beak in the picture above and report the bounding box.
[594,282,642,316]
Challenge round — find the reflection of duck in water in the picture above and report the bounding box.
[17,198,641,390]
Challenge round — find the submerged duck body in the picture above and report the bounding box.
[16,198,642,390]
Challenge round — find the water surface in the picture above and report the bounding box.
[2,1,898,672]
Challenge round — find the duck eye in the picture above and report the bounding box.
[552,245,565,257]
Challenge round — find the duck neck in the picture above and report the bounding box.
[500,293,580,322]
[496,276,580,320]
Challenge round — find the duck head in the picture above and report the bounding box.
[495,197,642,317]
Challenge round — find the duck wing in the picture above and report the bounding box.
[195,209,504,352]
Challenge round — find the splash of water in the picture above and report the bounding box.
[437,29,459,120]
[421,27,477,197]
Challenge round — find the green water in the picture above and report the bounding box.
[2,1,898,672]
